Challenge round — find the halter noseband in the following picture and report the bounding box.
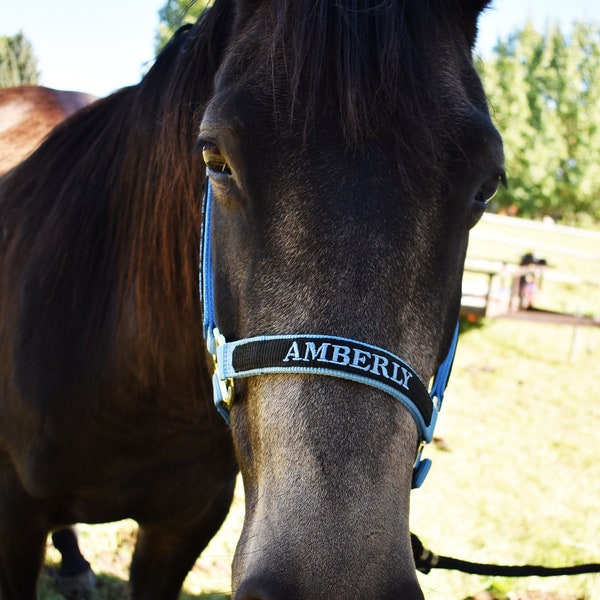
[201,178,458,488]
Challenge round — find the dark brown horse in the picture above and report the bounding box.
[0,85,96,175]
[0,2,503,599]
[0,84,103,598]
[0,84,99,598]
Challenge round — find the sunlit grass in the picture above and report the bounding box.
[411,320,600,600]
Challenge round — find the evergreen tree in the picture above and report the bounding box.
[155,0,212,51]
[0,31,40,87]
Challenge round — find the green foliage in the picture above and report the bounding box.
[0,31,40,87]
[155,0,213,52]
[477,21,600,225]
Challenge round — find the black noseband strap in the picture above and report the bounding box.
[219,334,434,431]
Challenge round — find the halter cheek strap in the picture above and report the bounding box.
[201,177,459,488]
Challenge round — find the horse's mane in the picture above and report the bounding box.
[0,12,230,396]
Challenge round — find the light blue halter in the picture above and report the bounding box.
[201,178,459,488]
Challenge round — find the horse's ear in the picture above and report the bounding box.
[459,0,493,47]
[464,0,493,15]
[475,0,493,12]
[457,0,493,23]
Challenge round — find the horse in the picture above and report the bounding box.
[0,1,504,598]
[0,84,101,598]
[0,85,96,175]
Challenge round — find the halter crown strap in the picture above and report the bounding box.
[201,177,458,488]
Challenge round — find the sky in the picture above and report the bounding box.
[2,0,599,99]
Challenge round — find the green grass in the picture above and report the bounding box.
[411,319,600,599]
[38,216,600,599]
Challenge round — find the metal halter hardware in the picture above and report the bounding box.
[201,177,458,488]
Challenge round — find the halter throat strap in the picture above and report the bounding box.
[201,178,458,488]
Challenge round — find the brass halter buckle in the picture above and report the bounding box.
[210,327,235,422]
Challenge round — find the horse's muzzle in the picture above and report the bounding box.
[234,577,425,600]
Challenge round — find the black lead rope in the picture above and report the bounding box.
[411,534,600,577]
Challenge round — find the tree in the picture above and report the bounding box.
[155,0,213,51]
[477,21,600,224]
[0,31,40,87]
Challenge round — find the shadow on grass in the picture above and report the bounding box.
[41,565,230,600]
[459,316,489,335]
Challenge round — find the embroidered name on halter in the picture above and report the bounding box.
[217,334,433,429]
[282,341,414,390]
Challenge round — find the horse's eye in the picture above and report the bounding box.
[475,174,503,204]
[201,143,230,174]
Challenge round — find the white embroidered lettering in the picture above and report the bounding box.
[282,341,301,362]
[370,354,389,378]
[351,348,372,371]
[400,366,413,389]
[282,340,415,392]
[330,345,351,365]
[390,362,414,390]
[302,342,330,362]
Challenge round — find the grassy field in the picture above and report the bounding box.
[38,215,600,599]
[411,319,600,600]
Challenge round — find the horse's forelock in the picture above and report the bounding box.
[258,0,463,143]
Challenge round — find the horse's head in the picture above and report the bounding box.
[199,1,502,597]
